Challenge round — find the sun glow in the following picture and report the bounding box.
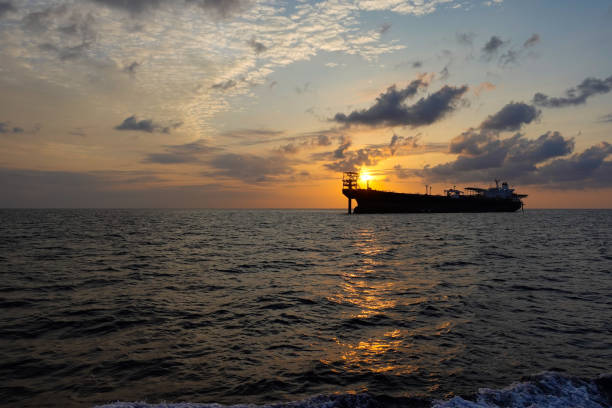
[359,170,372,184]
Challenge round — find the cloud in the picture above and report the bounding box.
[0,1,15,18]
[90,0,247,18]
[474,82,495,96]
[115,115,181,133]
[412,61,423,68]
[523,33,540,48]
[482,35,505,59]
[295,82,311,94]
[277,133,334,155]
[124,61,140,75]
[211,79,237,91]
[39,42,91,61]
[144,139,218,164]
[90,0,163,14]
[533,75,612,108]
[0,168,263,208]
[208,153,292,182]
[531,142,612,187]
[456,32,475,46]
[185,0,247,18]
[333,79,468,128]
[247,37,267,54]
[0,122,23,134]
[499,49,519,67]
[480,102,541,131]
[423,131,578,183]
[24,6,98,61]
[599,113,612,123]
[320,133,420,172]
[379,22,392,34]
[23,5,68,32]
[219,128,285,141]
[439,64,450,80]
[417,96,612,188]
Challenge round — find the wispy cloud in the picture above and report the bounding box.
[523,33,540,48]
[534,75,612,108]
[144,139,218,164]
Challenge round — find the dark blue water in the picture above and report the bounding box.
[1,209,611,408]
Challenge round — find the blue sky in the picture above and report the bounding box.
[1,0,611,207]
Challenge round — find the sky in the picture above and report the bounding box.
[1,0,611,208]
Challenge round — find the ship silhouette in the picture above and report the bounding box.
[342,172,527,214]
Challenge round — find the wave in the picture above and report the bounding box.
[95,372,611,408]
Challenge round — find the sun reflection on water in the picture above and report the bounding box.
[323,226,463,387]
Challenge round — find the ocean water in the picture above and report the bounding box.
[0,209,611,408]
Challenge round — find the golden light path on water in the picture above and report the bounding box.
[324,226,464,395]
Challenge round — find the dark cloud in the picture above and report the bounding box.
[0,122,24,134]
[320,134,420,172]
[208,153,292,182]
[90,0,164,14]
[422,131,582,185]
[412,61,423,69]
[90,0,247,18]
[324,145,386,172]
[334,79,469,128]
[0,1,15,18]
[533,75,612,108]
[439,64,450,80]
[115,115,156,132]
[39,42,91,61]
[144,139,217,164]
[482,35,505,59]
[115,115,181,133]
[456,32,475,46]
[379,22,392,34]
[532,142,612,187]
[57,11,96,42]
[277,133,334,155]
[247,37,267,54]
[333,136,352,159]
[389,133,418,155]
[211,79,237,90]
[0,168,263,208]
[124,61,140,75]
[23,5,68,32]
[185,0,247,18]
[480,102,541,132]
[499,49,519,67]
[523,33,540,48]
[25,7,97,61]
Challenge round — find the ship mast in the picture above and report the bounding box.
[342,172,359,214]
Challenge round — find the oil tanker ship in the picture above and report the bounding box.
[342,172,527,214]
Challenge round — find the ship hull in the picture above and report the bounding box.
[343,189,522,213]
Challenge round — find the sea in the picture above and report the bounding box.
[1,209,611,408]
